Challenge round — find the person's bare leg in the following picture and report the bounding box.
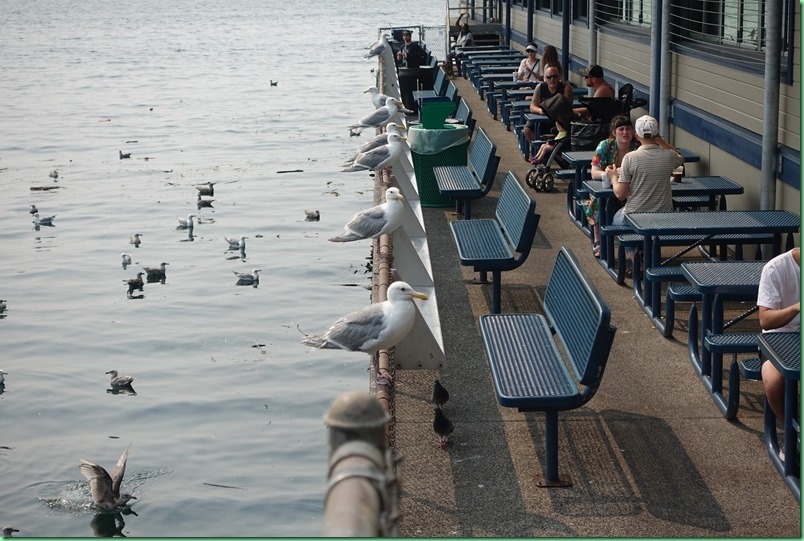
[762,360,785,419]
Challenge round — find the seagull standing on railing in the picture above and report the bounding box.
[350,97,408,132]
[329,187,405,242]
[344,122,406,163]
[341,133,406,173]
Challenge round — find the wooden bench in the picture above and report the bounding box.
[450,172,540,313]
[479,247,617,487]
[434,127,500,219]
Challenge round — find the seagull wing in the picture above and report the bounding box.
[80,460,114,506]
[108,445,130,499]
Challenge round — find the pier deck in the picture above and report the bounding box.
[391,74,800,537]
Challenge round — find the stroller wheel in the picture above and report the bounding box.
[525,168,540,189]
[542,172,555,192]
[534,174,545,191]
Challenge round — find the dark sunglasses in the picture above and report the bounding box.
[544,75,557,79]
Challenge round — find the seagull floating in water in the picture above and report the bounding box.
[0,370,7,385]
[177,214,196,228]
[143,262,169,279]
[224,235,247,251]
[121,253,132,267]
[32,212,56,226]
[129,233,143,246]
[119,150,131,159]
[195,182,215,196]
[342,133,407,173]
[49,170,59,179]
[301,281,428,386]
[106,369,134,388]
[345,122,406,163]
[433,407,454,449]
[365,86,400,109]
[304,210,320,221]
[270,80,278,86]
[197,194,214,208]
[123,272,144,297]
[329,187,405,242]
[0,300,6,312]
[2,526,19,538]
[350,97,407,131]
[233,269,261,285]
[79,445,137,510]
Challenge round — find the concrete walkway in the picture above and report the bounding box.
[391,75,800,537]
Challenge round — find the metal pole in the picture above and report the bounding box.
[759,0,782,212]
[587,0,596,67]
[648,0,661,120]
[658,0,670,138]
[561,0,570,78]
[526,0,533,44]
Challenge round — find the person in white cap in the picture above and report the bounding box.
[516,43,540,83]
[605,114,684,261]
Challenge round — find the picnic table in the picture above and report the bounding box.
[760,331,801,501]
[681,260,766,417]
[583,176,745,273]
[563,148,701,234]
[627,210,799,316]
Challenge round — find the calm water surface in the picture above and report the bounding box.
[0,0,443,536]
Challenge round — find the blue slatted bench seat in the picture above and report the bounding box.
[479,247,617,487]
[434,127,500,220]
[450,172,540,313]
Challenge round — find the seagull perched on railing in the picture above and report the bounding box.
[350,97,409,132]
[341,133,406,173]
[364,40,385,59]
[300,281,428,386]
[329,187,405,242]
[344,122,406,164]
[364,86,399,109]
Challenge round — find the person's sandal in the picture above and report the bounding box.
[592,241,600,258]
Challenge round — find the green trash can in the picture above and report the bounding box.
[408,123,470,207]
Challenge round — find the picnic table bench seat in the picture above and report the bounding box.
[434,127,499,219]
[450,172,540,313]
[479,247,616,487]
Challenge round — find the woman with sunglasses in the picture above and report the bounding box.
[516,43,540,83]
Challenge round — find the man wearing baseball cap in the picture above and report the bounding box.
[605,114,684,261]
[574,64,615,120]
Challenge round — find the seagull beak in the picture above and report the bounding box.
[397,136,408,141]
[412,290,429,301]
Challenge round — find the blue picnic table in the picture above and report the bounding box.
[627,210,799,318]
[563,148,701,235]
[584,176,745,278]
[760,331,801,501]
[682,260,766,417]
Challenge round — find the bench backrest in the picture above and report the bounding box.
[445,80,459,104]
[468,127,499,190]
[543,247,616,390]
[495,172,538,255]
[455,98,476,138]
[433,67,448,97]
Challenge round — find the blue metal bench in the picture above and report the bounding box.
[434,127,500,219]
[479,247,617,487]
[447,98,476,139]
[450,172,540,313]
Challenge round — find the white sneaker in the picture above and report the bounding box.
[779,448,785,462]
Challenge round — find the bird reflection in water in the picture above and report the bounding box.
[107,386,137,396]
[179,227,195,242]
[90,508,138,537]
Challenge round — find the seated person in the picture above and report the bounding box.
[522,65,573,154]
[445,23,473,72]
[516,43,540,83]
[757,247,801,423]
[573,65,615,120]
[530,121,568,166]
[605,115,683,262]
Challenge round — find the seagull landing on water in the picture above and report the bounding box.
[300,281,428,386]
[177,214,196,229]
[329,187,405,242]
[224,235,247,251]
[233,269,261,285]
[350,97,407,132]
[32,212,56,226]
[341,133,406,173]
[105,370,134,388]
[79,445,137,510]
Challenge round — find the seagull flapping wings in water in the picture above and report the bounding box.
[79,445,137,510]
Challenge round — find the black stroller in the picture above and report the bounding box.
[524,93,575,192]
